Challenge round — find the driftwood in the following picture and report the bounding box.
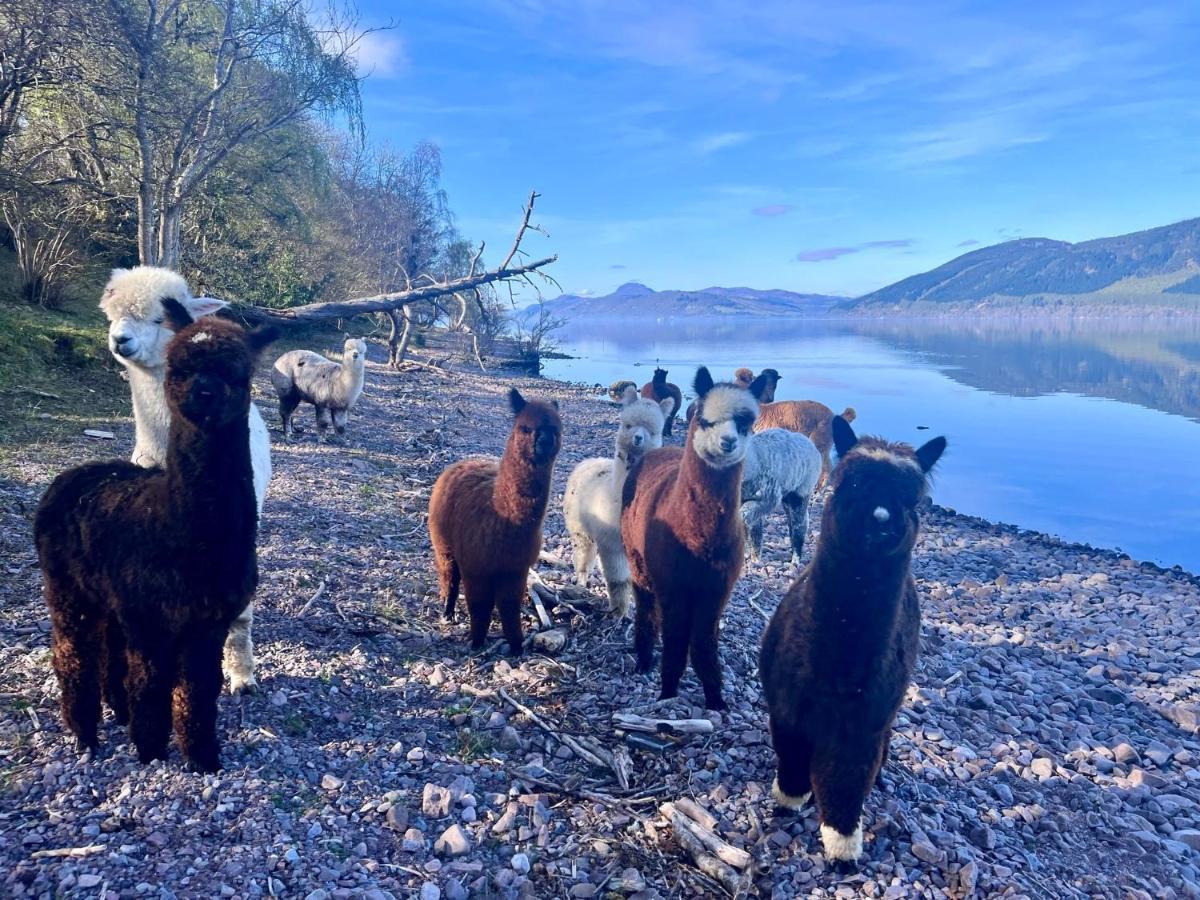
[233,191,556,328]
[612,712,715,736]
[498,688,629,790]
[31,844,106,860]
[661,801,753,895]
[297,581,327,617]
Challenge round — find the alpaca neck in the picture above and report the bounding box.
[808,520,910,645]
[495,445,552,524]
[336,360,364,406]
[165,412,257,540]
[127,364,171,468]
[673,441,743,535]
[612,440,638,492]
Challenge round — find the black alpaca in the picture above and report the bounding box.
[759,416,945,861]
[35,303,276,772]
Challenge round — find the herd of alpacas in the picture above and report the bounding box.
[33,266,947,866]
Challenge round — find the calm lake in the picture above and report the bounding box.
[541,316,1200,572]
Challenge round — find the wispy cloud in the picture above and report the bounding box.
[693,132,753,155]
[610,264,628,270]
[351,32,408,77]
[796,238,914,263]
[752,204,794,217]
[957,239,981,247]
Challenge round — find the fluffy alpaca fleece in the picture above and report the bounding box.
[621,367,767,709]
[428,389,562,655]
[35,306,277,771]
[608,380,637,402]
[757,368,782,403]
[687,367,761,424]
[741,428,822,561]
[640,368,682,437]
[754,399,856,488]
[759,416,946,861]
[564,387,671,616]
[271,338,368,439]
[99,266,269,694]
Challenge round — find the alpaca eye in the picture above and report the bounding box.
[153,317,165,325]
[698,418,712,429]
[520,426,533,435]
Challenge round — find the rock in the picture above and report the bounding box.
[444,879,468,900]
[969,825,996,851]
[511,853,531,874]
[1144,741,1172,767]
[570,886,598,899]
[499,726,521,750]
[1175,830,1200,852]
[78,874,103,889]
[146,832,169,849]
[531,628,568,653]
[423,784,453,818]
[958,860,978,894]
[320,773,344,791]
[1030,758,1054,779]
[420,884,441,900]
[386,806,409,831]
[434,824,472,857]
[615,868,645,893]
[911,841,942,865]
[1114,743,1140,765]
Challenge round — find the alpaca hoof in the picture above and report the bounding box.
[74,736,99,755]
[771,778,810,811]
[635,656,655,675]
[704,696,727,712]
[656,689,679,702]
[185,753,222,774]
[820,822,863,862]
[228,674,258,696]
[135,745,169,765]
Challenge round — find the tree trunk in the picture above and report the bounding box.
[157,202,183,270]
[387,307,416,369]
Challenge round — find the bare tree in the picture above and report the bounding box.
[0,0,76,166]
[88,0,365,268]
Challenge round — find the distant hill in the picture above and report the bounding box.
[534,282,844,319]
[846,218,1200,312]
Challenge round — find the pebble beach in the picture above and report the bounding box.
[2,354,1200,899]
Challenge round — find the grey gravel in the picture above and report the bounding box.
[2,357,1200,898]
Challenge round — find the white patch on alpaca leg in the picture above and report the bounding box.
[771,777,811,810]
[607,580,633,618]
[223,605,257,694]
[820,821,863,861]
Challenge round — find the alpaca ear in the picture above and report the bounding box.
[693,366,714,397]
[659,398,674,418]
[832,415,858,458]
[621,385,638,406]
[160,297,194,332]
[915,435,947,473]
[748,373,770,400]
[248,325,281,356]
[509,388,526,415]
[186,295,229,319]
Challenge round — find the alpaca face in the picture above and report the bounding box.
[617,388,668,460]
[509,389,562,465]
[343,338,367,366]
[100,267,227,371]
[165,319,276,428]
[653,367,668,385]
[690,366,760,469]
[829,417,946,555]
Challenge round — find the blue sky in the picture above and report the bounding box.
[348,1,1200,298]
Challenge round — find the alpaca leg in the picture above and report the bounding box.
[222,601,257,694]
[463,576,495,651]
[173,630,226,773]
[315,405,332,439]
[810,738,883,862]
[769,719,813,809]
[279,394,300,438]
[596,542,633,617]
[125,643,176,764]
[741,501,767,561]
[493,573,527,657]
[816,452,831,491]
[569,529,598,588]
[658,602,690,702]
[332,408,348,437]
[781,492,811,561]
[688,613,725,710]
[633,585,659,674]
[435,548,461,621]
[48,602,102,752]
[101,613,129,726]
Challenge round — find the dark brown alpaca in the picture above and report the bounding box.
[621,366,766,709]
[757,368,782,403]
[755,400,856,488]
[640,368,682,437]
[429,388,562,655]
[759,416,945,862]
[35,304,276,772]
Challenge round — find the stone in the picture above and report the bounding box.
[434,824,472,857]
[1174,830,1200,851]
[911,841,942,865]
[420,884,440,900]
[78,875,103,889]
[1114,743,1140,765]
[386,806,409,831]
[320,773,344,791]
[511,853,531,874]
[423,784,453,818]
[1030,758,1054,778]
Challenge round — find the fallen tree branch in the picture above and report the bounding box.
[662,803,751,895]
[661,802,751,869]
[31,844,106,860]
[612,712,715,736]
[498,688,628,789]
[297,581,327,617]
[232,192,555,326]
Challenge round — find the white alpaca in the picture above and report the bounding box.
[99,266,270,694]
[741,428,822,562]
[564,387,672,616]
[270,339,367,439]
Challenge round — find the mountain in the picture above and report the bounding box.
[535,283,844,319]
[846,218,1200,312]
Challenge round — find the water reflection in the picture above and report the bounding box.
[543,315,1200,570]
